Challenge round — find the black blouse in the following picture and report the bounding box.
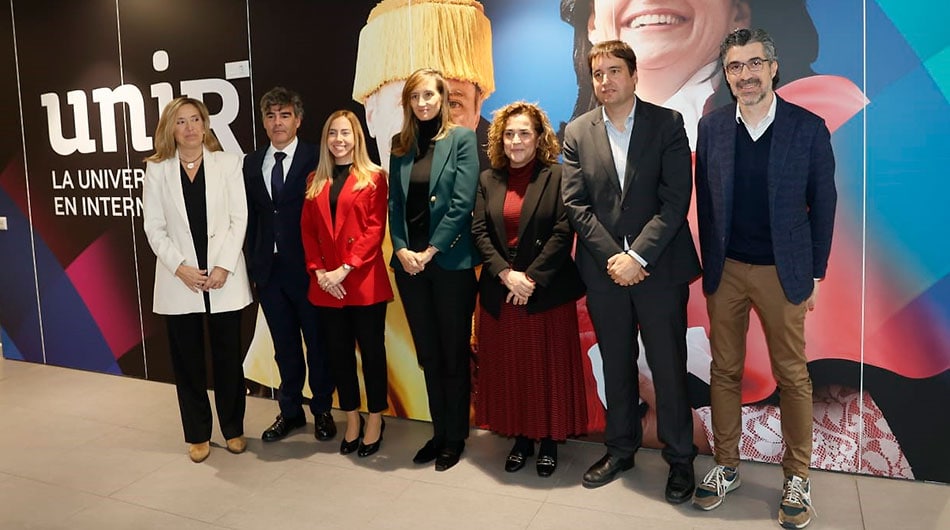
[330,163,352,223]
[180,163,207,270]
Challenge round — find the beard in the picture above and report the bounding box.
[734,79,769,106]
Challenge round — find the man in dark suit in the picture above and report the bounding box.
[244,87,336,443]
[691,30,836,529]
[562,40,701,503]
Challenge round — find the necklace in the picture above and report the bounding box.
[180,153,202,170]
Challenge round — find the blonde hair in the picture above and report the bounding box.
[306,110,384,200]
[486,102,560,169]
[145,97,222,162]
[391,69,456,158]
[352,0,494,104]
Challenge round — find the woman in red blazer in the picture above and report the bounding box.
[301,110,393,457]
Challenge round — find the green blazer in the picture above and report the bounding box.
[388,125,481,271]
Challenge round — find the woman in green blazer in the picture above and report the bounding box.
[388,69,480,472]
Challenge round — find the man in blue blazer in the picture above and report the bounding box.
[691,30,836,529]
[244,87,335,443]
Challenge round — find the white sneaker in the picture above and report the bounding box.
[778,475,817,528]
[692,465,741,511]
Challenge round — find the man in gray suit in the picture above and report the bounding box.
[562,39,701,503]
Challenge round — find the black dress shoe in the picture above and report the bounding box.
[435,441,464,472]
[536,455,557,477]
[582,453,634,488]
[261,414,306,442]
[357,418,385,457]
[505,437,534,473]
[665,463,695,504]
[413,439,442,464]
[314,411,337,441]
[340,415,365,455]
[536,439,557,477]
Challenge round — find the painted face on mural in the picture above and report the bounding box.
[589,0,750,74]
[724,41,778,107]
[446,78,482,131]
[262,104,301,151]
[173,104,205,150]
[364,80,405,170]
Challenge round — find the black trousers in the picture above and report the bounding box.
[165,309,245,443]
[586,281,696,465]
[395,264,476,444]
[258,253,334,418]
[316,302,389,413]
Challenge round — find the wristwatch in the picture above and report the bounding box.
[342,263,354,271]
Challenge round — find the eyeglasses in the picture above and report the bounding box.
[724,57,770,76]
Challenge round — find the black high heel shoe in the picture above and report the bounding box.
[340,415,365,455]
[357,417,385,457]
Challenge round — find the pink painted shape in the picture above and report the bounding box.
[65,232,142,359]
[777,75,868,133]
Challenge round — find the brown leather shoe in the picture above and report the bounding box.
[226,436,247,454]
[189,441,210,463]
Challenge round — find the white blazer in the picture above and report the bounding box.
[143,148,252,315]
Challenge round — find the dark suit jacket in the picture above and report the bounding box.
[562,99,701,292]
[389,126,481,271]
[243,140,318,288]
[695,96,837,304]
[471,163,585,317]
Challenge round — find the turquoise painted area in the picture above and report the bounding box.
[923,45,950,102]
[867,63,950,284]
[875,0,950,59]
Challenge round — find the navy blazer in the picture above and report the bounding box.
[562,99,701,292]
[243,140,318,288]
[695,96,837,304]
[471,163,585,317]
[389,125,481,271]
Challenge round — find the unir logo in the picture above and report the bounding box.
[40,50,247,156]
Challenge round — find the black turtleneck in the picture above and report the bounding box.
[415,117,440,161]
[406,118,440,251]
[330,163,352,223]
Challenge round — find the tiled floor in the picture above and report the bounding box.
[0,357,947,529]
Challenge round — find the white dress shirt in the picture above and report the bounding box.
[736,92,778,141]
[261,136,299,199]
[603,100,647,267]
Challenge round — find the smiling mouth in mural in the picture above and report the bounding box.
[624,12,686,30]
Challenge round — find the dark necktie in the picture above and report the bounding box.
[271,151,287,201]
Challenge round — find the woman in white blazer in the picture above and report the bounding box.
[143,97,252,463]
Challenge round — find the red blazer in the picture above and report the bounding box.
[301,170,393,308]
